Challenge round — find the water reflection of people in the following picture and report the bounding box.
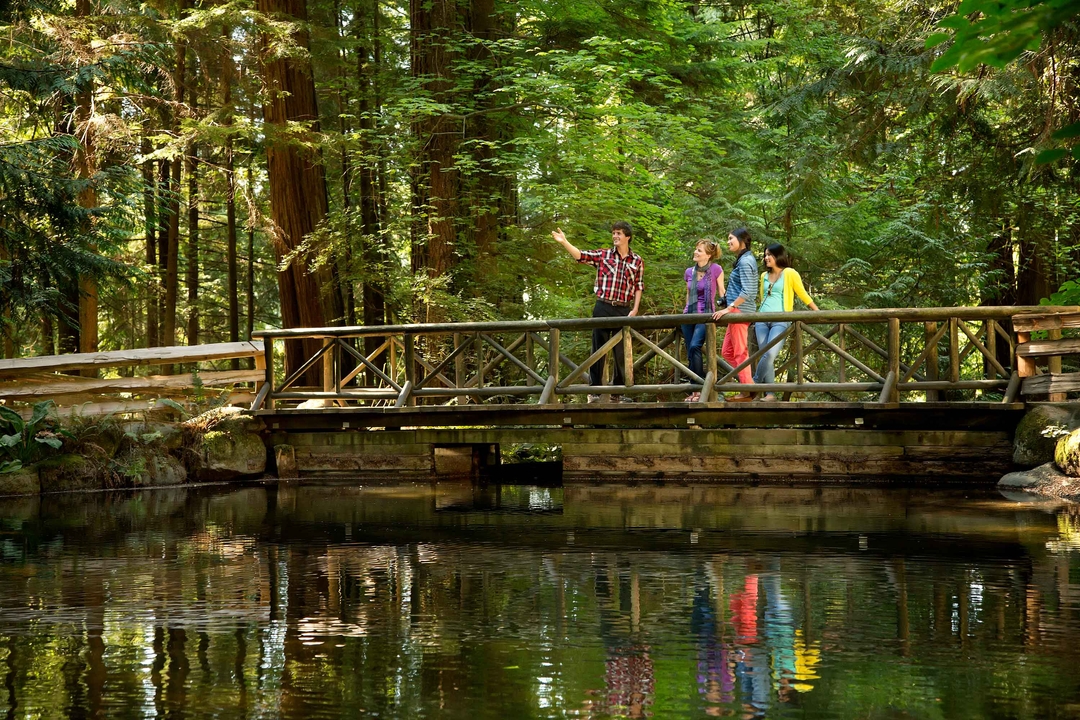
[730,573,770,717]
[692,567,734,714]
[591,557,654,718]
[763,573,796,699]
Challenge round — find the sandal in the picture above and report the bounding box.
[685,392,700,402]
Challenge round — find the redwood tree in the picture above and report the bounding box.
[258,0,342,381]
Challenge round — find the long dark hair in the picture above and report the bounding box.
[764,243,791,269]
[731,227,751,254]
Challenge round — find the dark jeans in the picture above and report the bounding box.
[591,300,632,387]
[681,323,708,378]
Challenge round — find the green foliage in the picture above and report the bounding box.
[927,0,1080,71]
[1041,280,1080,306]
[0,401,66,472]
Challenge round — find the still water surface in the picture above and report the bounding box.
[1,483,1080,718]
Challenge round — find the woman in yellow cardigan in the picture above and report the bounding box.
[755,244,818,401]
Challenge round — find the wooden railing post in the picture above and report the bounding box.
[887,317,900,403]
[1016,330,1035,377]
[403,333,416,406]
[622,326,634,390]
[924,321,939,402]
[838,324,846,385]
[474,333,484,392]
[540,328,560,405]
[948,317,960,385]
[388,335,397,386]
[454,332,467,405]
[794,321,804,386]
[1049,327,1066,401]
[708,321,717,388]
[259,340,274,410]
[322,338,334,398]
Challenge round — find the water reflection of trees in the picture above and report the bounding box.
[1,487,1080,718]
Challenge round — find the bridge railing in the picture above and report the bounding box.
[250,306,1080,410]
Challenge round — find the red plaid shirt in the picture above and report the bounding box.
[578,248,644,306]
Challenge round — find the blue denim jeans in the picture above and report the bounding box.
[753,321,791,384]
[681,323,708,378]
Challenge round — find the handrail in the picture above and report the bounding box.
[0,341,265,377]
[248,306,1080,412]
[251,306,1079,340]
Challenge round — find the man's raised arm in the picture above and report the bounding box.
[551,228,582,261]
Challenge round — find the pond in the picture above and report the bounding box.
[1,482,1079,719]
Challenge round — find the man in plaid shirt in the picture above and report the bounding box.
[552,221,643,403]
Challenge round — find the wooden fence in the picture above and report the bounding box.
[250,306,1080,410]
[0,342,264,416]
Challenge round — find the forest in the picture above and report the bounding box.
[0,0,1077,363]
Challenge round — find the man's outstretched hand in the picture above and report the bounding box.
[551,228,581,260]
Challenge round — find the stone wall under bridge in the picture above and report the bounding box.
[269,425,1015,482]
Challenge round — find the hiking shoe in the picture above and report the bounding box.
[587,394,601,404]
[610,394,622,404]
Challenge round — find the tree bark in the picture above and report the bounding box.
[410,0,462,319]
[143,137,159,348]
[257,0,340,383]
[162,0,188,356]
[75,0,97,364]
[357,0,385,352]
[186,84,200,348]
[1015,200,1052,306]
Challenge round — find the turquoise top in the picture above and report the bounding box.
[759,272,785,313]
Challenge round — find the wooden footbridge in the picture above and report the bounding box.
[3,306,1079,481]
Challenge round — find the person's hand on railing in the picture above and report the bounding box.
[712,307,731,321]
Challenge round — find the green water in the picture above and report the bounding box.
[1,483,1079,718]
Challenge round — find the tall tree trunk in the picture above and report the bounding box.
[58,280,80,355]
[222,25,240,369]
[162,18,187,355]
[41,312,54,355]
[410,0,462,320]
[981,226,1017,373]
[157,157,170,343]
[357,0,385,349]
[1015,200,1052,306]
[186,85,200,348]
[246,162,256,361]
[143,138,159,348]
[336,0,356,328]
[75,0,98,364]
[257,0,341,384]
[464,0,506,294]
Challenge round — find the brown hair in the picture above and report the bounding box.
[695,238,721,261]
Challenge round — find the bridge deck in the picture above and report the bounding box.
[257,401,1025,432]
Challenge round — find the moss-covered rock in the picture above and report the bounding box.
[192,429,266,481]
[0,466,40,496]
[113,447,187,486]
[182,407,266,481]
[1014,404,1080,467]
[38,454,99,493]
[1056,429,1080,477]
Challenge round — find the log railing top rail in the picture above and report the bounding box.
[0,341,265,377]
[251,306,1078,340]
